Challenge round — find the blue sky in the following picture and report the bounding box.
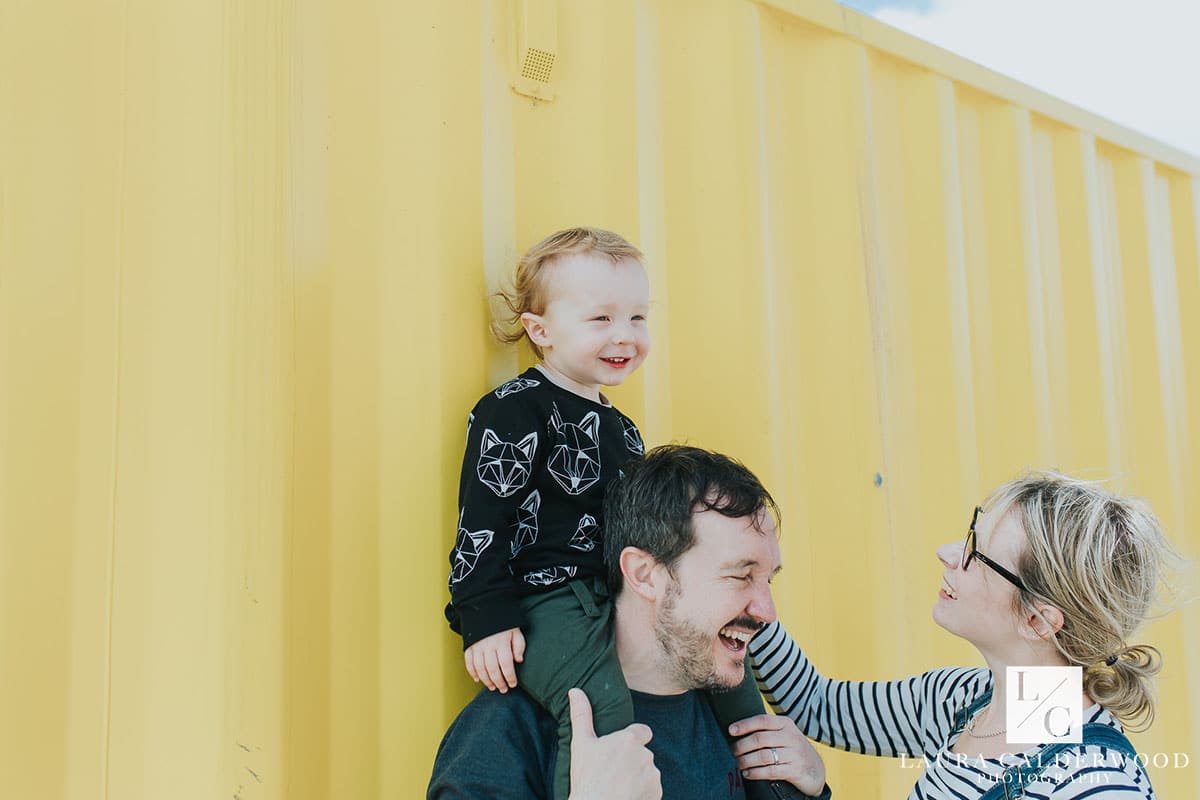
[840,0,932,12]
[835,0,1199,158]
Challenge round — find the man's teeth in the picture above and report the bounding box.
[720,627,753,643]
[941,580,958,600]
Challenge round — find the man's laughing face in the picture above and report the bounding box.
[653,507,781,691]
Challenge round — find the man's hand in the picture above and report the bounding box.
[567,688,661,800]
[729,714,826,796]
[463,627,526,693]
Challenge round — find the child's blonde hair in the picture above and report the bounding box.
[493,227,644,358]
[984,471,1182,731]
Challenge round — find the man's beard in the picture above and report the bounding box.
[653,578,745,692]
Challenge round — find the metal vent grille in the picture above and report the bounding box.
[521,48,555,83]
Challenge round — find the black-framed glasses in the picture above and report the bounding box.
[962,506,1027,592]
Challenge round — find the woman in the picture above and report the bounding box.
[743,472,1177,798]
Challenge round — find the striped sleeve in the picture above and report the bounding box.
[749,620,990,760]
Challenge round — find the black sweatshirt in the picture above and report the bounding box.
[445,367,645,648]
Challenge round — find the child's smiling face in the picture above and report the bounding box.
[522,251,650,400]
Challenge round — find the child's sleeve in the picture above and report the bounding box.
[447,395,546,649]
[749,620,989,759]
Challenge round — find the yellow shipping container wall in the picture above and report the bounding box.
[2,0,1198,797]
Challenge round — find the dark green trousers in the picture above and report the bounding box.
[518,577,766,800]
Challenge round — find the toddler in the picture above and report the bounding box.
[446,227,768,799]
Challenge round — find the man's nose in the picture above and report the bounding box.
[936,541,962,569]
[747,581,777,626]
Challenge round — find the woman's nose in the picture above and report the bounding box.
[936,541,962,569]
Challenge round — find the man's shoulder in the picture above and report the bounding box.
[427,688,556,799]
[437,688,556,754]
[455,686,550,727]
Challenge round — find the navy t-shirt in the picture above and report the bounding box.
[631,689,747,799]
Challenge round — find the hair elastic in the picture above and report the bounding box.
[1105,654,1119,667]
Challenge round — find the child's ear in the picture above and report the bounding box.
[520,313,551,349]
[619,547,663,602]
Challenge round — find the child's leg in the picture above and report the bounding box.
[707,658,781,800]
[707,656,767,727]
[518,578,634,800]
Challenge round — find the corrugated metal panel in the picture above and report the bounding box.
[1,0,1197,797]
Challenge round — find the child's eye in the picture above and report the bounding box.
[593,315,610,322]
[632,315,646,322]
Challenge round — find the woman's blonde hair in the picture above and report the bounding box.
[492,227,644,358]
[984,472,1181,731]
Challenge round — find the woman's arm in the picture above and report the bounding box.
[750,621,989,759]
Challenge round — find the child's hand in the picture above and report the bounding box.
[464,627,526,693]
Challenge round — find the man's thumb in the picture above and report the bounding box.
[568,688,596,742]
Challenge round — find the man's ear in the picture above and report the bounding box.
[1022,602,1065,643]
[520,312,551,349]
[619,546,662,601]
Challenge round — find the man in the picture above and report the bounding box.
[428,445,830,799]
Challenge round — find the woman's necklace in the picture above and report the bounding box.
[965,708,1006,739]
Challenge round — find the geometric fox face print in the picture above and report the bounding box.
[547,405,601,496]
[621,416,644,455]
[522,565,578,587]
[510,490,541,558]
[568,513,599,552]
[477,429,538,497]
[450,510,495,587]
[494,376,541,399]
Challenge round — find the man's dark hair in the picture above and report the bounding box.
[603,444,779,596]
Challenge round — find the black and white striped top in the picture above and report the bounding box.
[750,622,1155,798]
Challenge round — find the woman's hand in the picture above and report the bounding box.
[729,714,826,796]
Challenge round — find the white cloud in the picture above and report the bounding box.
[873,0,1200,157]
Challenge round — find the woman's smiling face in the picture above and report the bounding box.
[933,506,1029,650]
